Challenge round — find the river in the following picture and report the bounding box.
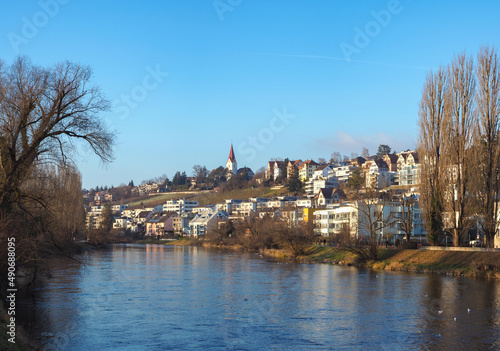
[19,244,500,350]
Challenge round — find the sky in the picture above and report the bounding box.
[1,0,500,189]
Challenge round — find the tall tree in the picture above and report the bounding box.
[286,165,302,193]
[445,53,476,246]
[280,158,289,180]
[475,46,500,248]
[418,67,448,245]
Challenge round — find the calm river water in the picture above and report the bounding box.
[20,244,500,350]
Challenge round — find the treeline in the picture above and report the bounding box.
[204,215,315,257]
[0,57,114,293]
[418,46,500,248]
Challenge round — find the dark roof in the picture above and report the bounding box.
[384,154,398,163]
[317,188,346,200]
[138,211,152,218]
[228,144,236,162]
[410,152,419,163]
[374,159,389,169]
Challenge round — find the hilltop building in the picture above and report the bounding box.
[226,143,237,175]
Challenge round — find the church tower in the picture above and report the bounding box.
[226,143,237,175]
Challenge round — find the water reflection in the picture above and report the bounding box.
[21,244,500,350]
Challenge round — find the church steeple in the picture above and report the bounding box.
[226,143,237,175]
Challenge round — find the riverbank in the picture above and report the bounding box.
[295,246,500,278]
[145,238,500,278]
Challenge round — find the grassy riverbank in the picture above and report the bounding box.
[295,246,500,278]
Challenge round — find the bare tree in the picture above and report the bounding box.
[0,57,114,216]
[361,147,370,158]
[192,164,208,184]
[398,195,417,243]
[444,53,476,246]
[349,191,397,260]
[475,46,500,248]
[330,151,342,164]
[418,66,448,245]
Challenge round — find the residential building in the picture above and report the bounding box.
[366,159,394,189]
[303,208,318,224]
[145,212,176,236]
[313,165,332,179]
[136,210,153,225]
[383,154,399,172]
[163,198,199,214]
[113,217,130,229]
[305,178,337,195]
[188,209,229,237]
[286,160,303,178]
[314,199,427,241]
[315,188,346,207]
[315,205,358,238]
[111,204,129,213]
[331,164,357,184]
[173,214,192,235]
[298,160,319,181]
[350,157,366,168]
[265,160,284,180]
[395,164,421,186]
[296,198,312,208]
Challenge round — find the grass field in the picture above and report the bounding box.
[113,186,291,209]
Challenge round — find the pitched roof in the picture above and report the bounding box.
[316,188,346,200]
[384,154,398,163]
[315,165,328,171]
[410,152,419,163]
[228,143,236,163]
[374,159,389,168]
[318,188,335,199]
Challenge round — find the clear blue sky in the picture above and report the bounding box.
[1,0,499,189]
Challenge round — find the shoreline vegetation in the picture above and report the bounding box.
[135,238,500,279]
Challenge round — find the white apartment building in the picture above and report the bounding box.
[305,178,338,195]
[314,200,427,242]
[163,198,199,214]
[188,209,228,237]
[395,164,421,186]
[330,165,357,183]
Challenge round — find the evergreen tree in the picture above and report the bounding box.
[100,204,114,231]
[347,168,364,189]
[286,166,303,193]
[280,158,289,180]
[375,144,391,159]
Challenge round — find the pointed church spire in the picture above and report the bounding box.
[226,143,237,175]
[228,143,236,163]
